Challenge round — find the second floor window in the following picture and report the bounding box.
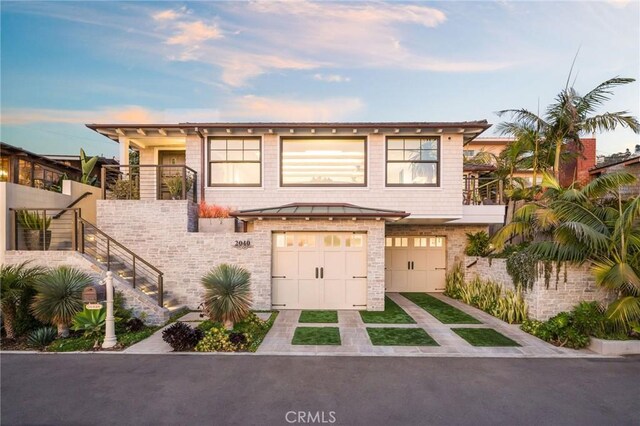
[209,138,261,186]
[386,137,439,186]
[281,138,366,186]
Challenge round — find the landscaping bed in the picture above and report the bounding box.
[453,328,520,347]
[366,328,438,346]
[360,296,416,324]
[292,327,341,345]
[299,310,338,323]
[401,293,480,324]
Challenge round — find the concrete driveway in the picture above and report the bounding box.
[258,293,599,357]
[1,354,638,425]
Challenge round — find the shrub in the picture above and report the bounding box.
[72,307,106,348]
[125,317,145,332]
[201,264,253,329]
[492,289,528,324]
[465,231,490,256]
[30,267,91,337]
[162,322,203,351]
[199,202,232,219]
[1,262,46,339]
[27,326,58,349]
[108,179,139,200]
[444,262,465,299]
[520,303,604,349]
[195,324,250,352]
[163,174,194,199]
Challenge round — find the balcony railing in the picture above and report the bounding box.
[101,165,197,203]
[463,176,504,205]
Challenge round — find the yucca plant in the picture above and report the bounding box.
[492,289,528,324]
[72,306,106,348]
[27,326,58,349]
[31,267,92,337]
[0,262,46,339]
[201,264,253,329]
[17,210,51,230]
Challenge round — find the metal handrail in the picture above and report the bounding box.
[52,192,93,219]
[78,217,164,307]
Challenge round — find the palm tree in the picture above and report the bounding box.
[201,264,253,329]
[497,75,639,181]
[0,262,46,339]
[493,171,640,331]
[30,267,92,337]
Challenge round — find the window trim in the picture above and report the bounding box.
[385,136,440,187]
[208,136,262,187]
[279,136,368,187]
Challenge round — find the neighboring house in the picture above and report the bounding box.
[43,153,119,185]
[0,142,82,191]
[589,154,640,198]
[465,137,597,187]
[79,121,505,312]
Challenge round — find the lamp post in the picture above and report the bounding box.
[102,271,117,349]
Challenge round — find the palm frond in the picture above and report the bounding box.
[581,171,636,199]
[582,112,640,134]
[579,77,637,114]
[605,296,640,329]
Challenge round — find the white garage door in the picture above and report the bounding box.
[272,232,367,310]
[385,236,447,292]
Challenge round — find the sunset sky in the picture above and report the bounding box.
[1,1,638,158]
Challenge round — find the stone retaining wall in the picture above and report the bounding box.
[464,256,613,320]
[3,251,170,325]
[97,200,386,310]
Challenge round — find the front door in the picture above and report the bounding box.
[272,232,367,310]
[385,236,447,292]
[159,150,186,200]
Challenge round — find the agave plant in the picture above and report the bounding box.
[201,264,253,329]
[31,267,92,337]
[27,326,58,349]
[72,306,106,348]
[0,262,46,339]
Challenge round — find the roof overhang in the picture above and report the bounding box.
[86,121,491,144]
[231,203,410,222]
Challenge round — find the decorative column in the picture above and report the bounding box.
[102,271,117,349]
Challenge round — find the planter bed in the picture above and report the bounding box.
[588,337,640,355]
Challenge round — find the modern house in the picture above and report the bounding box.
[75,121,506,313]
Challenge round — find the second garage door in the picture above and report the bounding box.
[272,232,368,310]
[385,236,447,292]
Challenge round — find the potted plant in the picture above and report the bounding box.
[198,202,235,233]
[164,174,194,200]
[17,210,52,250]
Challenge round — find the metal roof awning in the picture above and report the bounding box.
[231,203,410,221]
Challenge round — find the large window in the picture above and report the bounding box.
[209,138,261,186]
[281,138,366,186]
[386,137,439,186]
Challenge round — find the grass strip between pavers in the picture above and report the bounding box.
[367,328,439,346]
[360,296,416,324]
[453,328,520,347]
[292,327,341,345]
[401,293,481,324]
[299,310,339,323]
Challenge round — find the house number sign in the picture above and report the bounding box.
[233,240,252,249]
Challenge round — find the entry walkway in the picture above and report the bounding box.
[256,293,603,357]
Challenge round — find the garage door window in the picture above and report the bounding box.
[414,237,428,247]
[275,234,294,248]
[324,235,341,247]
[346,235,364,248]
[297,235,316,247]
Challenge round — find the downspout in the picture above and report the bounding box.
[195,127,205,202]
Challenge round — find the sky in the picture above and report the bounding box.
[1,1,639,158]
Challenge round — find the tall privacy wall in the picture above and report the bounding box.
[465,256,612,320]
[96,200,386,310]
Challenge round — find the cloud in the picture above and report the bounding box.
[0,106,166,125]
[166,21,223,45]
[313,74,350,83]
[222,95,364,121]
[152,9,182,22]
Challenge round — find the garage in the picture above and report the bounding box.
[385,236,447,292]
[272,232,368,310]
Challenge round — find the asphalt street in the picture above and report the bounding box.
[1,354,638,425]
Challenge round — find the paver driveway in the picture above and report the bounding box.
[257,293,602,357]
